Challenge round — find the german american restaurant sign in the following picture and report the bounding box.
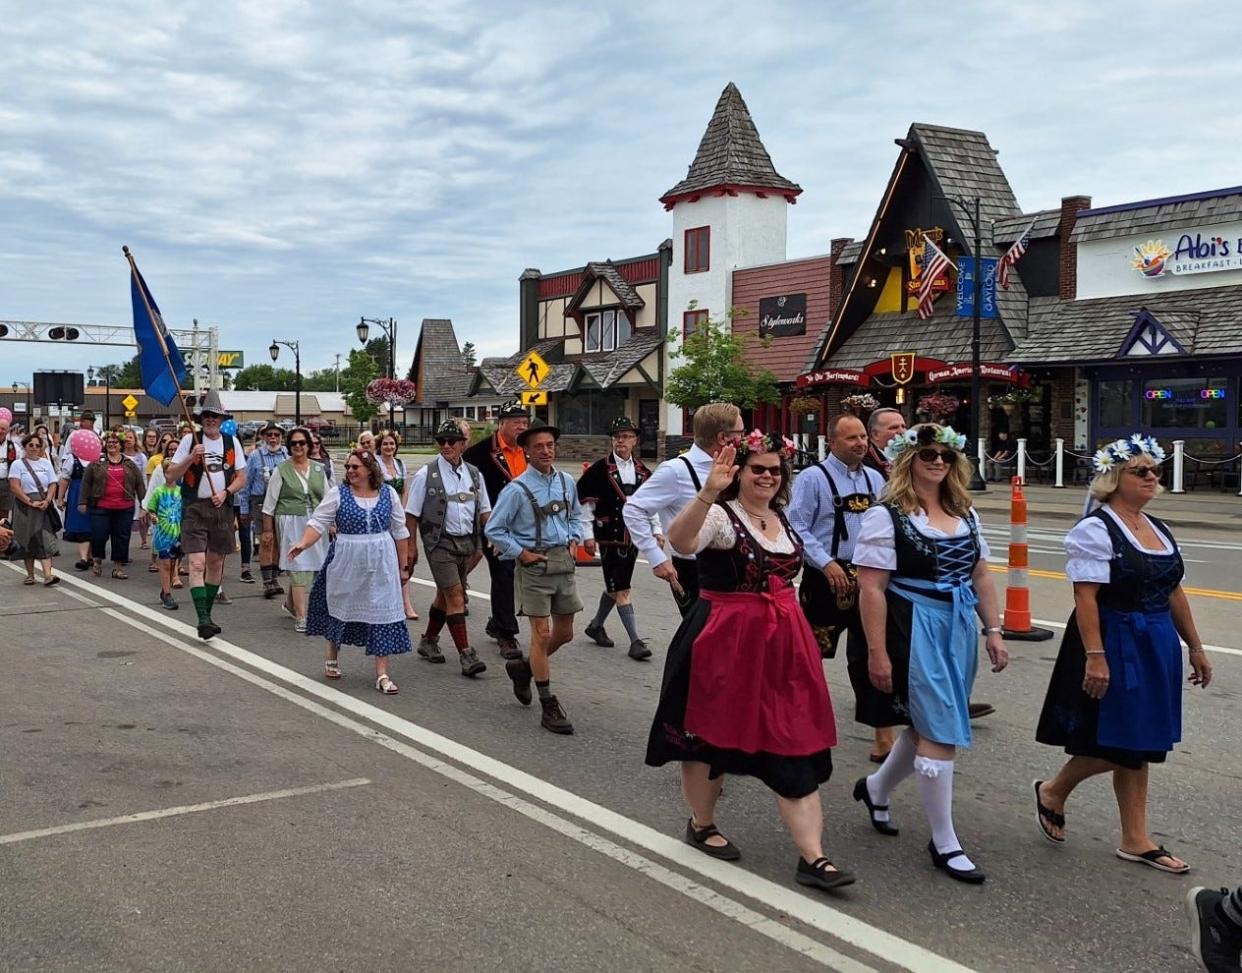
[758,293,807,337]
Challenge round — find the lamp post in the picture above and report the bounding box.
[357,316,396,431]
[269,339,302,425]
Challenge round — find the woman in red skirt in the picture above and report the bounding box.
[645,430,853,891]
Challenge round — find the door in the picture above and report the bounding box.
[639,399,659,459]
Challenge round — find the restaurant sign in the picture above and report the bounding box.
[1131,227,1242,278]
[758,293,807,337]
[926,363,1021,384]
[796,368,868,388]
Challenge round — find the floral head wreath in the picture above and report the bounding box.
[736,428,797,461]
[1092,434,1166,474]
[883,424,968,462]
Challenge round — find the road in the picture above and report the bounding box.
[2,506,1239,972]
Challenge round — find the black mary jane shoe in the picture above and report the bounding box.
[928,841,986,884]
[684,818,741,861]
[852,777,899,836]
[796,856,856,891]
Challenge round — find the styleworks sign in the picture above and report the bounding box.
[758,293,807,337]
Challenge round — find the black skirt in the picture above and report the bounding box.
[644,596,833,800]
[846,590,914,729]
[1035,610,1166,770]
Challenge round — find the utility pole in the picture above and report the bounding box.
[334,353,342,393]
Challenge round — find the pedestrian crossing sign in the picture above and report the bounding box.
[516,350,549,389]
[520,390,548,406]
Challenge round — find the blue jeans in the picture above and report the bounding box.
[90,508,134,564]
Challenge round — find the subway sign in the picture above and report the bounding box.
[182,350,245,370]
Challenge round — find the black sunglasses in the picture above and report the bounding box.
[1125,466,1162,479]
[288,439,309,447]
[746,463,783,477]
[916,448,957,463]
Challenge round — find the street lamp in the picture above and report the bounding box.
[269,339,302,425]
[357,316,397,431]
[87,366,111,429]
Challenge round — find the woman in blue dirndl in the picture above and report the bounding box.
[1035,436,1212,874]
[289,448,412,694]
[59,452,95,570]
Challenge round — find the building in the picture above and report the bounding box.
[409,318,503,435]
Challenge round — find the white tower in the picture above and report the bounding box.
[661,82,801,435]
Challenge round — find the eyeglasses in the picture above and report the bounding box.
[747,464,783,477]
[1125,466,1162,479]
[26,440,43,449]
[916,448,957,464]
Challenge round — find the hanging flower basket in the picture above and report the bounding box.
[840,392,880,416]
[365,378,418,406]
[987,389,1033,408]
[788,395,820,416]
[916,392,961,422]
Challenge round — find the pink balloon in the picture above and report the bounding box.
[69,428,102,463]
[0,407,11,424]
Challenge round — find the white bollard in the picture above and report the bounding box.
[1016,437,1027,484]
[1054,438,1065,488]
[1171,439,1186,494]
[817,434,826,460]
[977,438,986,473]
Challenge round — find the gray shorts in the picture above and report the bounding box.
[515,547,583,618]
[427,534,478,590]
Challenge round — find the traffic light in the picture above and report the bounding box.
[48,327,80,340]
[0,324,7,337]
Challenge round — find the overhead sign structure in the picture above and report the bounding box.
[520,390,548,406]
[516,350,549,389]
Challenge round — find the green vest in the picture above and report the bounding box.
[272,460,326,517]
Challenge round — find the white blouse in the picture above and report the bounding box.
[853,506,991,571]
[306,485,409,540]
[10,457,57,497]
[1063,507,1173,583]
[678,500,796,556]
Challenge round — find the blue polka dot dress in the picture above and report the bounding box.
[305,483,411,657]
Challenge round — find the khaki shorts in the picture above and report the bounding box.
[181,499,236,556]
[515,548,582,618]
[427,534,478,590]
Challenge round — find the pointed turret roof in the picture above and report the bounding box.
[661,83,801,208]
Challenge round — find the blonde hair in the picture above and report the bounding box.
[1089,455,1165,502]
[692,402,742,451]
[882,423,974,519]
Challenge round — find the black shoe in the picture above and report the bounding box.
[628,639,652,661]
[485,619,499,640]
[584,623,614,647]
[796,856,856,891]
[458,648,486,678]
[928,841,986,884]
[239,570,255,584]
[1186,887,1242,973]
[968,701,996,719]
[539,695,574,734]
[497,637,522,661]
[505,658,533,705]
[197,623,216,640]
[852,777,899,836]
[74,559,91,571]
[684,818,741,861]
[417,636,446,664]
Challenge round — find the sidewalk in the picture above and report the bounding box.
[969,481,1241,531]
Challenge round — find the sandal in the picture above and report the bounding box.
[91,560,103,577]
[374,674,399,695]
[1033,780,1065,844]
[684,817,741,861]
[23,576,36,585]
[172,578,184,589]
[148,562,159,572]
[1116,846,1189,874]
[324,660,342,681]
[44,577,60,588]
[111,569,128,580]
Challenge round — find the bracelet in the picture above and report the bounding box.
[1084,650,1106,656]
[982,626,1002,635]
[696,493,715,506]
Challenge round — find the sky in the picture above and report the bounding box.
[3,1,1241,388]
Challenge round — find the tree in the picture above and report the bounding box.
[364,336,390,378]
[664,309,779,412]
[342,348,379,424]
[301,368,339,392]
[232,364,299,391]
[461,341,477,368]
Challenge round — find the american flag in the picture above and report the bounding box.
[997,218,1035,291]
[917,233,954,320]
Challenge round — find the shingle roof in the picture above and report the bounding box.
[577,331,664,388]
[568,261,645,312]
[911,124,1021,239]
[825,306,1014,369]
[476,338,566,395]
[474,331,665,396]
[993,209,1061,243]
[661,82,801,203]
[412,318,473,402]
[1071,189,1242,243]
[1007,286,1242,363]
[835,241,864,266]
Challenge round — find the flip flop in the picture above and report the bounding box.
[1116,846,1189,874]
[1033,780,1065,844]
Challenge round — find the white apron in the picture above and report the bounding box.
[278,513,328,571]
[325,533,404,624]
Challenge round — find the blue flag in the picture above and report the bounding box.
[128,257,187,406]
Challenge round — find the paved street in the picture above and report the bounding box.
[3,497,1240,973]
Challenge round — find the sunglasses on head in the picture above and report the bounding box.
[1125,465,1162,479]
[916,447,956,464]
[746,463,783,477]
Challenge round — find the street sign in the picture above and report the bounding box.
[515,350,549,389]
[121,394,140,412]
[954,257,998,319]
[520,390,548,406]
[125,410,137,419]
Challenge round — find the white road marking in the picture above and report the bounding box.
[21,566,972,973]
[0,778,370,846]
[1027,617,1242,658]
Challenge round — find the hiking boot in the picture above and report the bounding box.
[160,593,178,611]
[1186,887,1242,973]
[262,579,283,599]
[459,648,486,678]
[540,695,574,735]
[584,623,614,648]
[497,637,523,661]
[239,569,255,584]
[417,636,446,664]
[505,658,533,705]
[628,639,652,661]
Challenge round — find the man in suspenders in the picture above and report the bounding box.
[485,421,588,735]
[623,402,744,616]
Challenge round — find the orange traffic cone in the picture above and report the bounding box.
[1001,477,1053,641]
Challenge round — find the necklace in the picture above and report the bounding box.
[738,502,770,532]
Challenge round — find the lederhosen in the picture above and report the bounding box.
[419,463,484,553]
[798,462,879,658]
[578,453,649,595]
[670,456,703,616]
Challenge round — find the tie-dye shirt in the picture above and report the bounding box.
[144,484,182,554]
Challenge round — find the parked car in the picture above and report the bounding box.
[238,420,267,439]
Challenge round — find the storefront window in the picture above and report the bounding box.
[1097,380,1133,429]
[557,390,627,435]
[1141,376,1228,430]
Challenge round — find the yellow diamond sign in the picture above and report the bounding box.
[515,350,549,389]
[520,390,548,406]
[121,394,139,412]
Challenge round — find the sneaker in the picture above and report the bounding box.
[280,602,296,620]
[294,618,307,634]
[1187,887,1242,973]
[497,637,523,661]
[539,695,574,734]
[584,623,614,648]
[417,636,446,664]
[458,648,486,678]
[505,658,533,706]
[239,570,255,584]
[628,639,652,661]
[215,591,232,606]
[160,593,178,611]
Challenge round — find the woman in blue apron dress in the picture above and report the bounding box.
[59,453,95,569]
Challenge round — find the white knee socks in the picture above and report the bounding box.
[865,729,918,822]
[914,756,975,870]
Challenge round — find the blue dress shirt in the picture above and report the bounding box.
[485,466,584,560]
[788,453,886,571]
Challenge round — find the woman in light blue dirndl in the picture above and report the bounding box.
[850,424,1009,885]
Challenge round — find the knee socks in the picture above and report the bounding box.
[616,603,641,643]
[424,606,447,640]
[865,728,918,823]
[446,613,469,650]
[205,583,219,614]
[191,587,209,624]
[591,591,615,628]
[914,756,974,870]
[1224,886,1242,929]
